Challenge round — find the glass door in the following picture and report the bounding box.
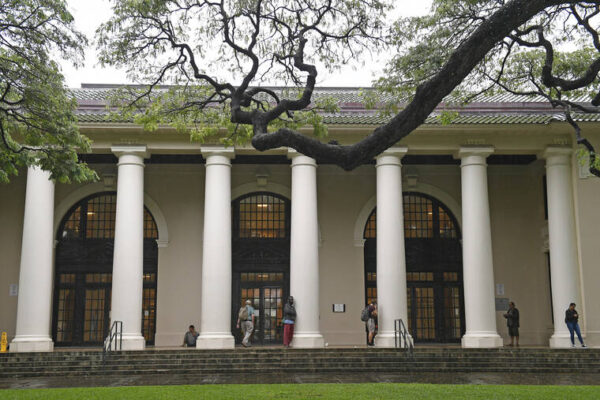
[237,272,284,345]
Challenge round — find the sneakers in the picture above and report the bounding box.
[582,344,588,348]
[571,344,576,348]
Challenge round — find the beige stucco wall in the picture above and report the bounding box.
[0,172,26,342]
[575,130,600,347]
[488,163,552,345]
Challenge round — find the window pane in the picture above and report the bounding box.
[238,194,287,238]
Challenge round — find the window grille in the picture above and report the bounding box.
[237,193,287,239]
[363,193,458,239]
[59,193,158,240]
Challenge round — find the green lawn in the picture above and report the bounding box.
[1,383,599,400]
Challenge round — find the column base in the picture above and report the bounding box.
[375,332,413,348]
[196,334,235,349]
[117,335,146,351]
[549,333,583,348]
[290,333,325,348]
[461,333,503,348]
[10,336,54,353]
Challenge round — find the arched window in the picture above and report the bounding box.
[363,192,463,343]
[232,192,290,345]
[59,193,158,240]
[54,192,159,347]
[235,192,288,239]
[363,192,459,239]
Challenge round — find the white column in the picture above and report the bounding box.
[196,147,235,349]
[543,146,582,348]
[375,147,411,347]
[10,167,55,352]
[287,150,324,348]
[110,145,148,350]
[458,147,502,348]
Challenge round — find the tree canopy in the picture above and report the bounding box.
[97,0,600,175]
[0,0,96,183]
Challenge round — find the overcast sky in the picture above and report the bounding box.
[61,0,432,88]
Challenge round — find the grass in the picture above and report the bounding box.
[1,383,599,400]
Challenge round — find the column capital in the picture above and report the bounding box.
[288,149,317,167]
[457,146,494,167]
[201,146,235,167]
[375,147,408,167]
[542,146,573,166]
[201,145,235,158]
[111,145,149,158]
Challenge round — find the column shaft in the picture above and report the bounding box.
[544,147,582,348]
[111,146,147,350]
[11,166,55,352]
[197,149,235,349]
[288,152,324,348]
[375,148,411,347]
[459,147,502,348]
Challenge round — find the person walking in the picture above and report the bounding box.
[283,296,296,347]
[565,303,587,348]
[503,302,520,347]
[366,301,377,347]
[236,299,255,347]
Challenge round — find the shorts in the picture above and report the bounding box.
[508,325,519,337]
[367,318,376,333]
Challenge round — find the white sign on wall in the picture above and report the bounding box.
[495,283,505,296]
[9,284,18,297]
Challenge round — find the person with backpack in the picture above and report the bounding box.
[362,301,377,346]
[236,299,255,347]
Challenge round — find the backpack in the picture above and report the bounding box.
[238,305,249,321]
[360,306,370,322]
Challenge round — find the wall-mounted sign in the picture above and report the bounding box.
[495,297,509,311]
[332,304,345,313]
[495,283,505,296]
[9,284,18,297]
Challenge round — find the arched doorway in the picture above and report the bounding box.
[364,192,464,343]
[53,192,159,346]
[231,192,290,345]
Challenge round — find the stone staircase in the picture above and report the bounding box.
[1,348,599,379]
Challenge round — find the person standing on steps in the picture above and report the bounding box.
[565,303,587,348]
[503,302,520,347]
[283,296,296,347]
[236,299,255,347]
[367,301,377,347]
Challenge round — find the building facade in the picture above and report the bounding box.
[1,86,599,351]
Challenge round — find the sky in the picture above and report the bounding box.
[61,0,432,88]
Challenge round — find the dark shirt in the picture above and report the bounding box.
[283,303,296,322]
[504,308,519,327]
[565,309,579,324]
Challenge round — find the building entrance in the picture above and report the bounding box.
[238,273,285,344]
[53,193,158,346]
[232,192,290,345]
[364,192,464,343]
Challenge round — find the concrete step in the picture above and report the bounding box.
[2,348,599,379]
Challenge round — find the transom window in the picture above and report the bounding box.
[60,193,158,240]
[236,193,288,239]
[364,193,459,239]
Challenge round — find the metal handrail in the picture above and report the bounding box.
[103,320,123,355]
[394,319,414,354]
